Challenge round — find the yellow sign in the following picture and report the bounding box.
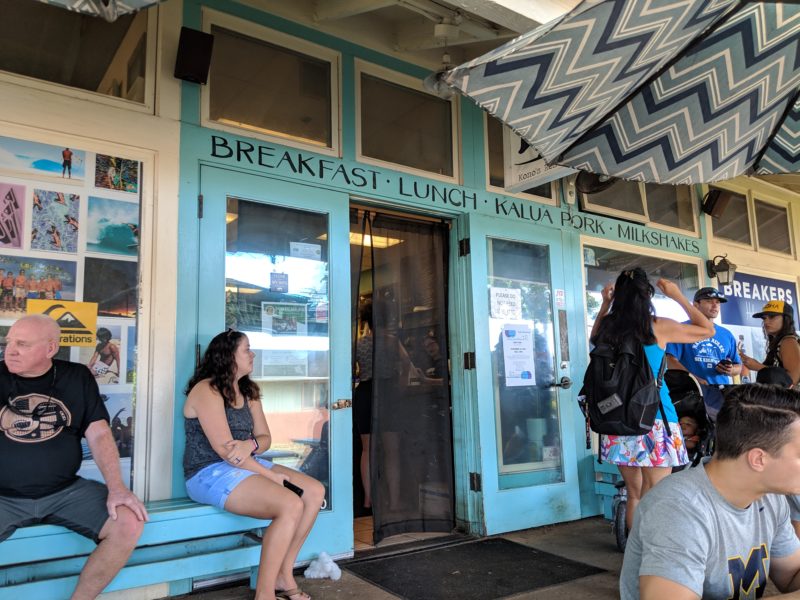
[27,300,98,347]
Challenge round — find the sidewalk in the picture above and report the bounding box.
[182,517,624,599]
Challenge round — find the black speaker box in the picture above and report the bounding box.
[174,27,214,85]
[702,189,731,218]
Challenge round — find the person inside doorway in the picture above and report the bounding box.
[183,329,325,600]
[354,299,373,510]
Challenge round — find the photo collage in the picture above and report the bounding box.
[0,134,141,486]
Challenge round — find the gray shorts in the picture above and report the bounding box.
[0,478,109,543]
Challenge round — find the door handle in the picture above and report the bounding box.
[332,399,352,410]
[549,376,572,390]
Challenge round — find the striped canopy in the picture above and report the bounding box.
[35,0,161,21]
[443,0,800,185]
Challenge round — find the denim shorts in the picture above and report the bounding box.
[185,458,274,510]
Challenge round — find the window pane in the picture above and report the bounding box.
[224,199,331,509]
[584,245,700,337]
[645,184,694,231]
[0,0,148,103]
[584,180,644,215]
[488,239,563,481]
[210,26,332,148]
[361,74,452,176]
[755,200,792,254]
[486,118,553,198]
[710,188,751,245]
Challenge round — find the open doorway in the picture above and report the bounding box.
[350,207,455,548]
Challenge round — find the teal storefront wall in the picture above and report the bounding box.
[173,0,711,531]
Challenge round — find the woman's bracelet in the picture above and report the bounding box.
[250,434,259,455]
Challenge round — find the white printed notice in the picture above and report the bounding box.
[490,287,522,320]
[502,323,535,387]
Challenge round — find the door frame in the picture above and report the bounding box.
[463,212,584,535]
[198,165,354,559]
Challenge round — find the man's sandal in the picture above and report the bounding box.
[275,587,310,600]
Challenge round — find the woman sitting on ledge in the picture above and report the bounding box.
[183,329,324,600]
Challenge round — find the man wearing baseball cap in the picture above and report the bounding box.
[666,287,742,384]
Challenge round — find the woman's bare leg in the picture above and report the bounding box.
[618,465,643,531]
[270,465,326,597]
[641,466,672,497]
[224,476,304,600]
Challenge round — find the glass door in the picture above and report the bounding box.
[467,214,582,533]
[199,166,352,558]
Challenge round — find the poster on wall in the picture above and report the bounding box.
[78,324,123,383]
[0,133,141,489]
[31,190,80,253]
[78,391,134,484]
[87,196,139,256]
[0,182,24,249]
[83,257,138,317]
[0,136,86,182]
[94,154,139,193]
[27,299,98,347]
[720,272,798,364]
[0,255,77,317]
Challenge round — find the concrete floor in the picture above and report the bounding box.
[179,517,624,600]
[177,515,788,599]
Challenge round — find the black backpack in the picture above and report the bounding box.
[581,337,668,436]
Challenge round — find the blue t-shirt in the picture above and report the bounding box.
[665,324,740,384]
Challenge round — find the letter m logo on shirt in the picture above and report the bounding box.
[727,544,768,599]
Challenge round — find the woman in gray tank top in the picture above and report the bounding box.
[183,329,324,600]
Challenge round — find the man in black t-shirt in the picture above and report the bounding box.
[0,315,147,597]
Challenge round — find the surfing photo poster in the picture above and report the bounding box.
[87,196,139,257]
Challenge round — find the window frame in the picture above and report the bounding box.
[0,6,158,114]
[580,181,699,236]
[355,59,460,183]
[706,183,754,250]
[201,8,342,158]
[483,115,558,207]
[706,183,796,259]
[753,196,795,258]
[580,236,705,326]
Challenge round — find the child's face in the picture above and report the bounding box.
[680,417,698,436]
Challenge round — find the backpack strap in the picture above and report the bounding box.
[655,352,671,437]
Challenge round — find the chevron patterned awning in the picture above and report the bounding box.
[443,0,800,185]
[35,0,162,22]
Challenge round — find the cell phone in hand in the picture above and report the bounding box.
[283,479,304,497]
[718,359,732,368]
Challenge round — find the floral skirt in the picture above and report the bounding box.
[599,419,688,468]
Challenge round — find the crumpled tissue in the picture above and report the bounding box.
[303,551,342,581]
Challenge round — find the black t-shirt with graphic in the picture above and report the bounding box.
[0,359,109,498]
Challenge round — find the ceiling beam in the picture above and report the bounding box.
[444,0,580,32]
[313,0,396,21]
[395,20,513,51]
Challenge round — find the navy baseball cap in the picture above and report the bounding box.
[694,287,727,303]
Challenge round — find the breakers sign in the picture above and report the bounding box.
[27,300,98,346]
[209,135,701,256]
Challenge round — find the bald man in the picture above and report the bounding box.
[0,315,147,598]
